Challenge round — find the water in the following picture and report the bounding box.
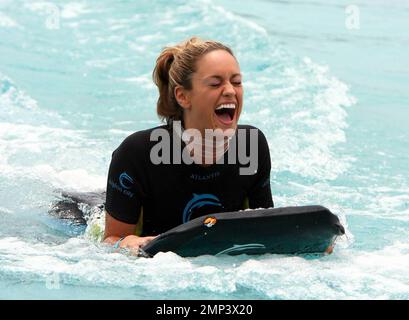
[1,0,408,299]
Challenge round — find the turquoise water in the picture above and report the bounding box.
[1,0,408,299]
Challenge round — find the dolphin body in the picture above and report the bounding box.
[49,190,106,225]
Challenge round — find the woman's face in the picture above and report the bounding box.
[179,49,243,134]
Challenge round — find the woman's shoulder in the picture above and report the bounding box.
[236,124,268,143]
[113,124,168,156]
[237,124,265,133]
[120,125,167,145]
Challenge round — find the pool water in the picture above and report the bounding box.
[0,0,408,299]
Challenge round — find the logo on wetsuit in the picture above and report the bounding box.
[119,172,134,189]
[108,172,135,198]
[190,171,220,181]
[182,193,223,223]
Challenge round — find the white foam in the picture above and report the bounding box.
[264,59,356,179]
[2,234,408,299]
[200,0,268,36]
[121,74,155,90]
[61,3,89,19]
[277,181,409,223]
[0,162,105,193]
[24,2,58,15]
[35,166,106,191]
[365,187,409,220]
[24,2,88,19]
[83,207,106,242]
[0,74,108,191]
[0,121,84,170]
[156,10,175,26]
[0,206,13,214]
[0,74,39,110]
[108,128,134,136]
[136,32,164,43]
[85,58,117,68]
[0,10,18,27]
[127,42,147,53]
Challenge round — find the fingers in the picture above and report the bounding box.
[143,236,158,242]
[138,238,153,247]
[138,236,158,247]
[116,235,157,253]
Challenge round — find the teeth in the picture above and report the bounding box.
[216,103,236,110]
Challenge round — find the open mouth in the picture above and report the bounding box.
[214,103,236,125]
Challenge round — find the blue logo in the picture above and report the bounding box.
[182,193,223,223]
[119,172,134,190]
[215,244,266,256]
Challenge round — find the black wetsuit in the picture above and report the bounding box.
[105,124,273,236]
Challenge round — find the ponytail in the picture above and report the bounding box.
[152,48,182,123]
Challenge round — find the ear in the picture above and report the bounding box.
[174,86,191,110]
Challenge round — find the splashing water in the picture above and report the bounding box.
[1,0,408,299]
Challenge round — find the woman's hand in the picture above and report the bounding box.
[104,212,157,254]
[118,235,157,253]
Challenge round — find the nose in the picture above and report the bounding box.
[222,81,236,97]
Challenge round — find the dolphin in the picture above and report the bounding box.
[49,190,106,225]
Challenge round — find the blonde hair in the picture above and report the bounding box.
[152,37,235,124]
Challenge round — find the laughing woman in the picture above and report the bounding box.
[103,37,274,251]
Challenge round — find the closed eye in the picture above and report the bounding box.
[210,81,241,87]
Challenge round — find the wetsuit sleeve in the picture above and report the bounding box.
[247,129,274,209]
[105,136,146,224]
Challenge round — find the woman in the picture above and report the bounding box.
[103,37,274,252]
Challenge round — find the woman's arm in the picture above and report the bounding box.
[104,211,156,251]
[104,132,156,251]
